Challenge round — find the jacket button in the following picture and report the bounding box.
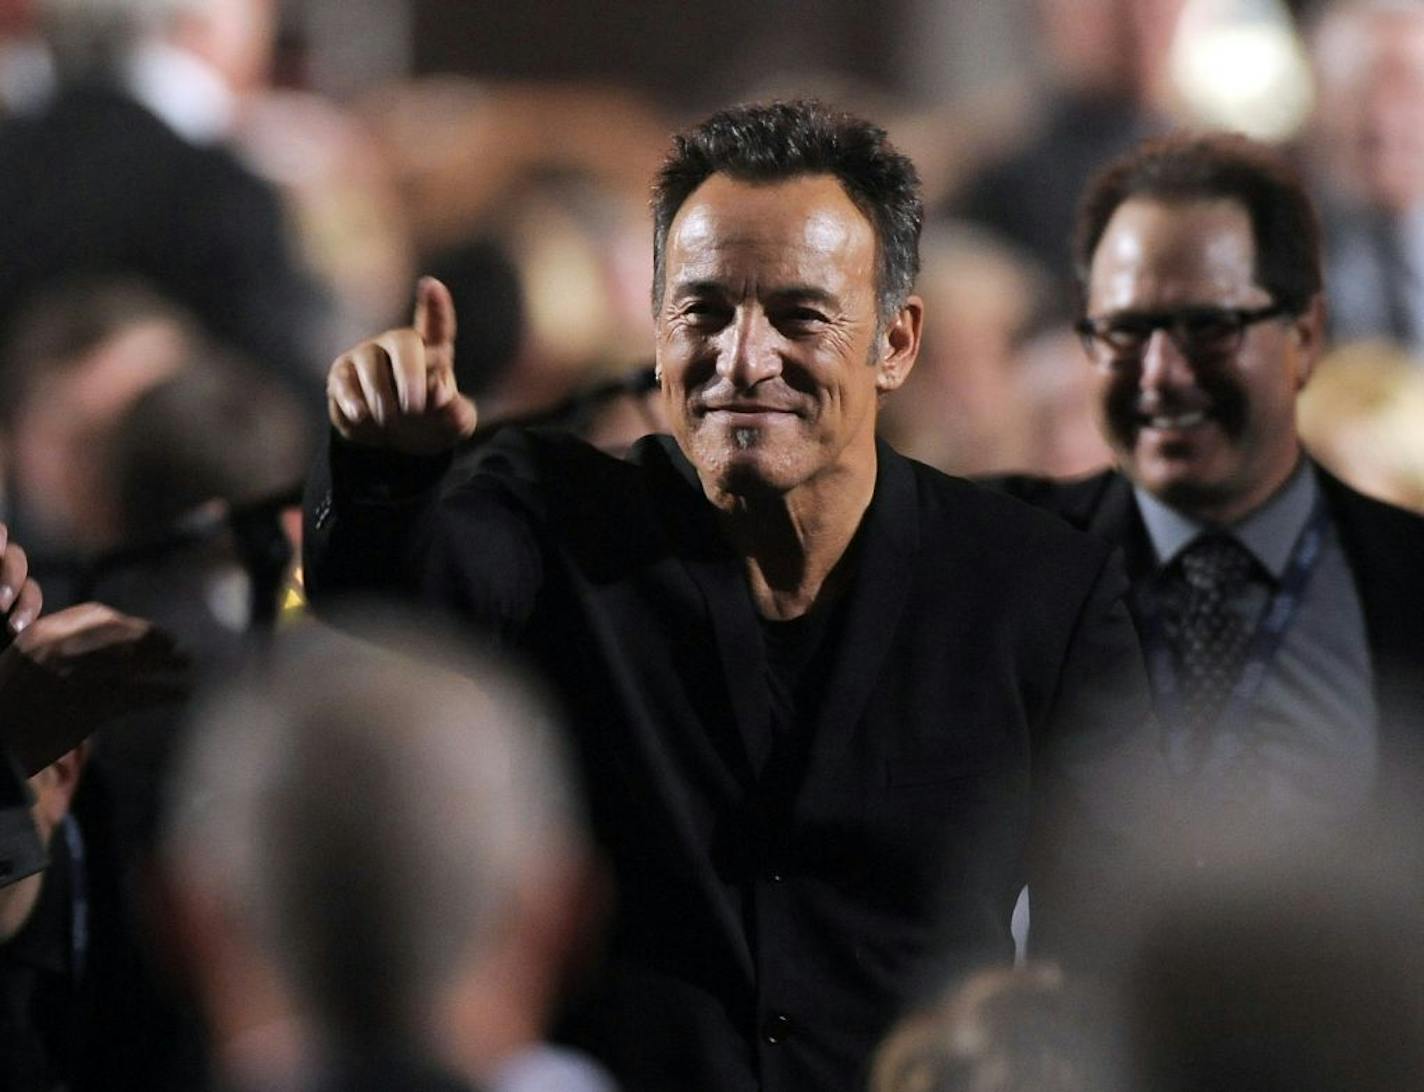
[763,1012,792,1044]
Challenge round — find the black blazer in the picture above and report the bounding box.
[304,430,1157,1092]
[996,466,1424,839]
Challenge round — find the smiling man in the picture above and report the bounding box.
[303,100,1154,1092]
[1002,133,1424,867]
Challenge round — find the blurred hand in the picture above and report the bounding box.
[0,523,42,641]
[0,603,190,776]
[326,275,478,454]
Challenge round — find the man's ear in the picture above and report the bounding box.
[875,295,924,394]
[28,744,88,844]
[1291,294,1327,390]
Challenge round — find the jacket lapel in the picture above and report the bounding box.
[651,438,772,780]
[806,441,920,766]
[1315,467,1424,787]
[1082,471,1156,584]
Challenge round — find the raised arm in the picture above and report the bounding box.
[326,276,478,455]
[305,276,546,621]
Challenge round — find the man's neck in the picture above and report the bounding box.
[713,459,877,622]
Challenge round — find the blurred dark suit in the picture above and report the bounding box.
[0,82,331,405]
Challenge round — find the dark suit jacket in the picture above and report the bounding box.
[0,82,331,407]
[303,430,1156,1092]
[996,466,1424,840]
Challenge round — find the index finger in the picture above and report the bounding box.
[413,276,457,374]
[0,541,29,614]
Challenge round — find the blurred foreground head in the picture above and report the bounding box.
[871,963,1126,1092]
[1126,855,1424,1091]
[163,619,591,1082]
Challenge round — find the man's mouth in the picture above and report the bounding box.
[1140,410,1209,430]
[701,403,797,418]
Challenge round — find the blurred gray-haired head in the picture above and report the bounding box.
[162,618,585,1050]
[35,0,268,81]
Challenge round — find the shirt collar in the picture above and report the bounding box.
[1134,458,1317,580]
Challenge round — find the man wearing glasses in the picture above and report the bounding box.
[1004,134,1424,918]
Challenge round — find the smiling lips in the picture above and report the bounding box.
[1140,409,1209,431]
[700,402,798,416]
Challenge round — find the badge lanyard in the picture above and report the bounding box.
[1136,494,1330,764]
[62,813,88,981]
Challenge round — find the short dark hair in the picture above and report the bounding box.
[651,99,923,320]
[1072,133,1322,315]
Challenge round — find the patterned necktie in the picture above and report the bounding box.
[1158,533,1260,737]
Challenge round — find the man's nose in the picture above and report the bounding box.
[717,309,782,388]
[1138,328,1196,393]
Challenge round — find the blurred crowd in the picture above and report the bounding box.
[1,0,1424,1090]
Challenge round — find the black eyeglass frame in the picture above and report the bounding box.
[1074,302,1296,362]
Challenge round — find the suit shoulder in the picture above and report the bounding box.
[1322,471,1424,536]
[977,468,1122,528]
[908,459,1116,569]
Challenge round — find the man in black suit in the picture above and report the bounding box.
[1001,134,1424,899]
[304,101,1157,1092]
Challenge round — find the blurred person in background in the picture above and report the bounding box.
[84,354,313,874]
[0,279,197,568]
[0,279,313,612]
[0,525,194,1092]
[874,224,1113,479]
[999,133,1424,966]
[305,100,1156,1092]
[456,170,655,427]
[1310,0,1424,358]
[163,621,609,1092]
[948,0,1187,286]
[0,278,312,869]
[870,964,1126,1092]
[875,224,1046,476]
[1012,325,1116,480]
[0,0,340,409]
[1297,340,1424,511]
[100,354,311,643]
[0,0,52,113]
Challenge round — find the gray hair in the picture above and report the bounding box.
[163,620,583,1047]
[36,0,206,77]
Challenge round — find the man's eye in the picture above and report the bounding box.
[775,307,827,330]
[1104,320,1153,347]
[1180,314,1238,343]
[682,302,730,327]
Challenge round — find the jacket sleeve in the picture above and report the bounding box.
[302,431,546,645]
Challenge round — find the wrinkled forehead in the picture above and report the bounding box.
[664,173,877,291]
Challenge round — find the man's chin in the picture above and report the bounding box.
[1128,452,1240,517]
[716,453,794,499]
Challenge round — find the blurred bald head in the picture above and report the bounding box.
[164,619,586,1054]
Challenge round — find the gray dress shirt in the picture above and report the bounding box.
[1133,461,1378,831]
